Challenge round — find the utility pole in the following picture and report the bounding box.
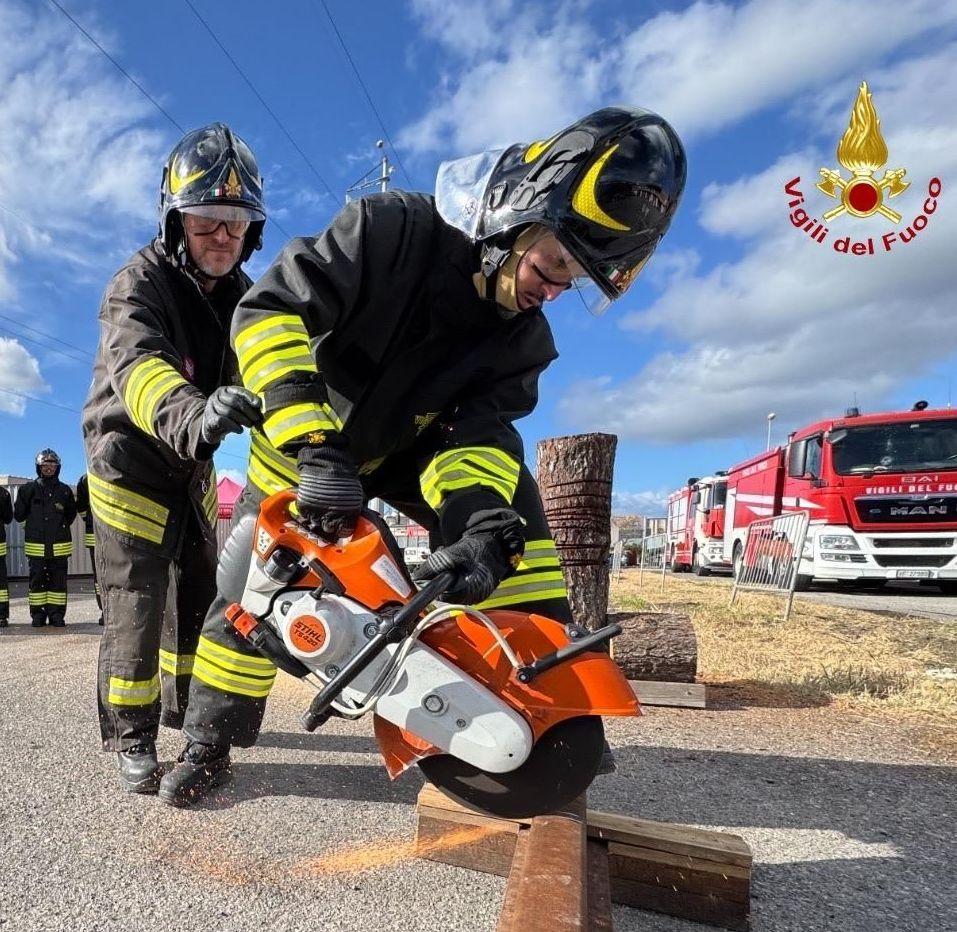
[766,412,776,451]
[346,140,394,202]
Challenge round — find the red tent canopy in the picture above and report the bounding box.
[216,476,244,519]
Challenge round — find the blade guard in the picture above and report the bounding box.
[374,609,638,778]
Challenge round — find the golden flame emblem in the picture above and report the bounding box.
[223,166,243,199]
[816,82,908,223]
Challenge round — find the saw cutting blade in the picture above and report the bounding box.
[417,715,605,819]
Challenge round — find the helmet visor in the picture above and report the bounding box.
[180,204,263,223]
[560,234,658,316]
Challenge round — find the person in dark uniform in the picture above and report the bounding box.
[75,474,103,626]
[82,123,266,793]
[14,450,77,627]
[160,106,687,807]
[0,484,12,626]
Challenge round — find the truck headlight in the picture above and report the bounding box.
[821,552,854,562]
[819,534,860,551]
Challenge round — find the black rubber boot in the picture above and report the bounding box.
[116,741,161,794]
[49,616,66,628]
[158,742,231,808]
[0,617,8,628]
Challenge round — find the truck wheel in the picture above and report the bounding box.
[693,549,710,576]
[793,574,813,591]
[669,549,682,573]
[937,580,957,596]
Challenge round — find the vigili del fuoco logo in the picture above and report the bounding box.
[783,82,941,255]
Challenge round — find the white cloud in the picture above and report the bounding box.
[401,0,956,154]
[612,488,669,516]
[0,0,168,301]
[559,44,957,442]
[0,337,49,416]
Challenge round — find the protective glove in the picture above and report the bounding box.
[296,444,364,541]
[200,386,262,445]
[414,508,525,604]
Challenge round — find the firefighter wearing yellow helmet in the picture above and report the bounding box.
[82,123,266,794]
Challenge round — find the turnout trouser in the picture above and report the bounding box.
[86,536,102,614]
[182,460,570,749]
[96,507,217,750]
[28,557,68,624]
[0,548,8,620]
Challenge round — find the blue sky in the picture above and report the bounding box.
[1,0,955,515]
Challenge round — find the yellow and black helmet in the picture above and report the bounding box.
[159,122,266,267]
[470,108,686,312]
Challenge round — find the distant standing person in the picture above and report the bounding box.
[14,450,77,627]
[0,484,12,627]
[75,474,103,626]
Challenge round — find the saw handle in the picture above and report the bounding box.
[299,570,455,732]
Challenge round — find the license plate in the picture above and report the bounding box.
[896,569,934,579]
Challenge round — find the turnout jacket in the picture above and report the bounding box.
[14,477,76,559]
[234,191,558,541]
[0,486,12,552]
[75,474,95,548]
[82,240,250,551]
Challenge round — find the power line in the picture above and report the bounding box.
[46,0,184,133]
[0,385,81,415]
[184,0,340,206]
[44,1,291,241]
[0,326,91,366]
[314,0,414,189]
[0,312,94,361]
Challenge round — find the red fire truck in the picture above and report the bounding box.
[666,474,731,575]
[723,403,957,591]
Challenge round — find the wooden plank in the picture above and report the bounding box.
[587,810,752,868]
[497,795,588,932]
[607,841,750,904]
[631,679,707,709]
[587,840,615,932]
[416,810,518,877]
[610,876,750,931]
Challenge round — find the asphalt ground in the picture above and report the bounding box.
[642,568,957,622]
[1,590,954,931]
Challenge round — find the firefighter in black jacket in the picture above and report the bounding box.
[82,123,265,794]
[75,474,103,626]
[160,107,686,806]
[0,485,12,626]
[15,450,77,627]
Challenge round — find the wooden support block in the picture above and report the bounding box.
[587,840,614,932]
[415,784,751,931]
[631,679,708,709]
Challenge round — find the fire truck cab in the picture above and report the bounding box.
[725,404,957,591]
[666,474,731,575]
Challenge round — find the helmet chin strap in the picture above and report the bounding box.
[472,226,542,317]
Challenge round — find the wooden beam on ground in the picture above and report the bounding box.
[415,784,751,931]
[630,679,708,708]
[496,796,588,932]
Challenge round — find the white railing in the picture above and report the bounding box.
[730,511,810,621]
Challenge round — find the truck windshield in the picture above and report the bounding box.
[829,419,957,474]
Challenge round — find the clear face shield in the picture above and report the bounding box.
[180,204,261,238]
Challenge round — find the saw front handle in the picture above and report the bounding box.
[299,570,455,732]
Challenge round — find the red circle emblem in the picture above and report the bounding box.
[289,615,328,654]
[846,180,879,214]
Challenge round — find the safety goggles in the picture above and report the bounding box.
[181,204,259,238]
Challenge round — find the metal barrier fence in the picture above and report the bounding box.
[730,511,809,621]
[636,519,668,592]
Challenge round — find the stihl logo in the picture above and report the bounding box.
[890,505,947,516]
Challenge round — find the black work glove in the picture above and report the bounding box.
[296,444,364,541]
[200,386,262,445]
[414,508,525,604]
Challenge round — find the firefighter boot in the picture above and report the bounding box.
[117,741,161,794]
[158,741,231,808]
[30,610,46,628]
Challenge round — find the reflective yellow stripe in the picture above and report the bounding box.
[476,570,568,610]
[123,357,188,436]
[420,446,520,510]
[0,589,8,601]
[47,592,67,605]
[88,474,168,545]
[108,673,160,706]
[24,542,45,557]
[52,542,73,557]
[84,533,96,548]
[159,648,195,676]
[28,592,48,605]
[0,542,7,556]
[247,430,298,495]
[514,540,561,571]
[203,468,219,524]
[194,636,277,698]
[235,313,317,394]
[262,402,343,450]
